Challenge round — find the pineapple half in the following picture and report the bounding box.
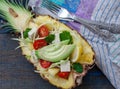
[0,0,95,89]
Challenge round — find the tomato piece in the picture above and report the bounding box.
[39,59,52,68]
[33,39,47,50]
[38,25,49,37]
[58,72,70,79]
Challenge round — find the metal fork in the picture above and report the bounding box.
[42,0,120,34]
[41,0,118,42]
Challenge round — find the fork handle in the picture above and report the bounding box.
[72,16,117,42]
[72,15,120,34]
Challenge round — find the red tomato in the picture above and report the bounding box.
[33,39,47,50]
[39,59,52,68]
[38,25,49,37]
[58,72,70,79]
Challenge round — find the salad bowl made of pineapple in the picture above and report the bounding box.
[0,0,95,89]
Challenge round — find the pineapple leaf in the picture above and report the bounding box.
[0,0,32,32]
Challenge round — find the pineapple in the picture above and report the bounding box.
[0,0,95,89]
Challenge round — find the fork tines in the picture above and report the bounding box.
[41,0,61,14]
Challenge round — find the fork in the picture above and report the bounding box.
[41,0,118,42]
[41,0,120,34]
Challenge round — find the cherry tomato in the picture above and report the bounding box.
[39,59,52,68]
[38,25,49,37]
[58,72,70,79]
[33,39,47,50]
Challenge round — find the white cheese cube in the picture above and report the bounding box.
[60,61,70,72]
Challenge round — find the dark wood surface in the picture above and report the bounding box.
[0,34,115,89]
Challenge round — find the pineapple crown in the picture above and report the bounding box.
[0,0,32,33]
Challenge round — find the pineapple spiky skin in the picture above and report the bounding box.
[0,0,32,32]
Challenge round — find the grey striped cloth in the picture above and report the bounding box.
[80,0,120,89]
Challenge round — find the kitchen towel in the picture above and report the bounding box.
[77,1,120,89]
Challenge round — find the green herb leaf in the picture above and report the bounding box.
[45,34,55,43]
[72,63,83,73]
[23,28,31,38]
[60,31,72,44]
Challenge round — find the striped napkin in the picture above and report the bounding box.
[75,0,120,89]
[28,0,120,89]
